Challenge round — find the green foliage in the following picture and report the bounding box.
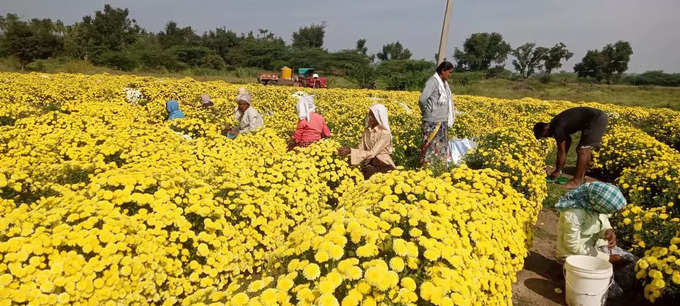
[158,21,200,49]
[511,43,548,79]
[171,46,215,67]
[0,13,64,67]
[78,5,141,60]
[377,59,433,90]
[201,54,225,70]
[201,27,240,62]
[624,71,680,87]
[574,41,633,83]
[93,51,138,71]
[345,62,377,89]
[376,41,411,61]
[542,42,573,75]
[292,23,326,49]
[228,32,286,70]
[356,39,368,55]
[454,32,511,71]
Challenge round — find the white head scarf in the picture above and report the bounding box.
[236,87,251,104]
[368,103,391,133]
[433,73,454,127]
[296,94,316,122]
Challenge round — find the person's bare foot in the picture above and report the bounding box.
[563,179,584,189]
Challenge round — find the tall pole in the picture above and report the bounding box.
[437,0,454,65]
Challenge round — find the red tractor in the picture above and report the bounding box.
[258,67,327,88]
[297,68,327,88]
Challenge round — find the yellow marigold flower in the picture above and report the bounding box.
[357,281,371,294]
[389,228,403,237]
[231,292,249,305]
[261,288,278,304]
[389,257,405,272]
[197,243,210,256]
[328,244,344,260]
[318,293,339,306]
[392,239,407,256]
[276,277,294,291]
[672,271,680,285]
[315,250,330,263]
[361,296,377,306]
[303,263,321,280]
[356,244,378,258]
[0,274,12,286]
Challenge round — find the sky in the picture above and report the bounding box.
[2,0,679,73]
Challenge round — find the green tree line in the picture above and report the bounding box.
[1,5,677,88]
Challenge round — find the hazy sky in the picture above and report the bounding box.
[2,0,679,73]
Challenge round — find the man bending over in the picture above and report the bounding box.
[533,107,608,189]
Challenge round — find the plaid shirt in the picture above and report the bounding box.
[555,182,627,214]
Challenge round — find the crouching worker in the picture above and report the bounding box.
[166,100,186,120]
[290,94,330,149]
[224,88,264,139]
[555,182,638,302]
[337,103,396,179]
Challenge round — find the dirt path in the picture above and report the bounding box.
[512,208,566,306]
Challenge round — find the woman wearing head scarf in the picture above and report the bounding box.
[338,103,396,179]
[226,88,264,137]
[166,100,186,120]
[419,61,455,167]
[201,93,214,108]
[555,182,638,301]
[290,94,331,148]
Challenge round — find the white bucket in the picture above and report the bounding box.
[564,255,613,306]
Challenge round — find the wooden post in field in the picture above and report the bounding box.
[437,0,454,65]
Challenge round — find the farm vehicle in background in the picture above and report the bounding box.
[258,67,327,88]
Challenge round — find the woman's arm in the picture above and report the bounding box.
[419,78,437,113]
[350,132,390,165]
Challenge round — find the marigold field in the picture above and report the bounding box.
[1,72,680,305]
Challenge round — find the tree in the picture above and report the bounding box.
[356,39,368,55]
[157,21,199,49]
[292,23,325,49]
[376,41,411,61]
[0,14,63,69]
[511,43,548,79]
[76,5,141,59]
[346,62,377,89]
[574,50,606,82]
[542,42,573,75]
[574,41,632,83]
[601,41,633,79]
[228,31,286,69]
[201,27,240,62]
[376,59,433,90]
[453,32,511,71]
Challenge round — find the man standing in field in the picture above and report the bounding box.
[533,107,609,189]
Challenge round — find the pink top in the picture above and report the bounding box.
[292,112,331,144]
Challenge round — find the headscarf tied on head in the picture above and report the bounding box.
[555,182,627,214]
[368,103,392,154]
[236,87,251,105]
[296,94,316,122]
[201,93,213,107]
[166,100,185,120]
[368,103,390,133]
